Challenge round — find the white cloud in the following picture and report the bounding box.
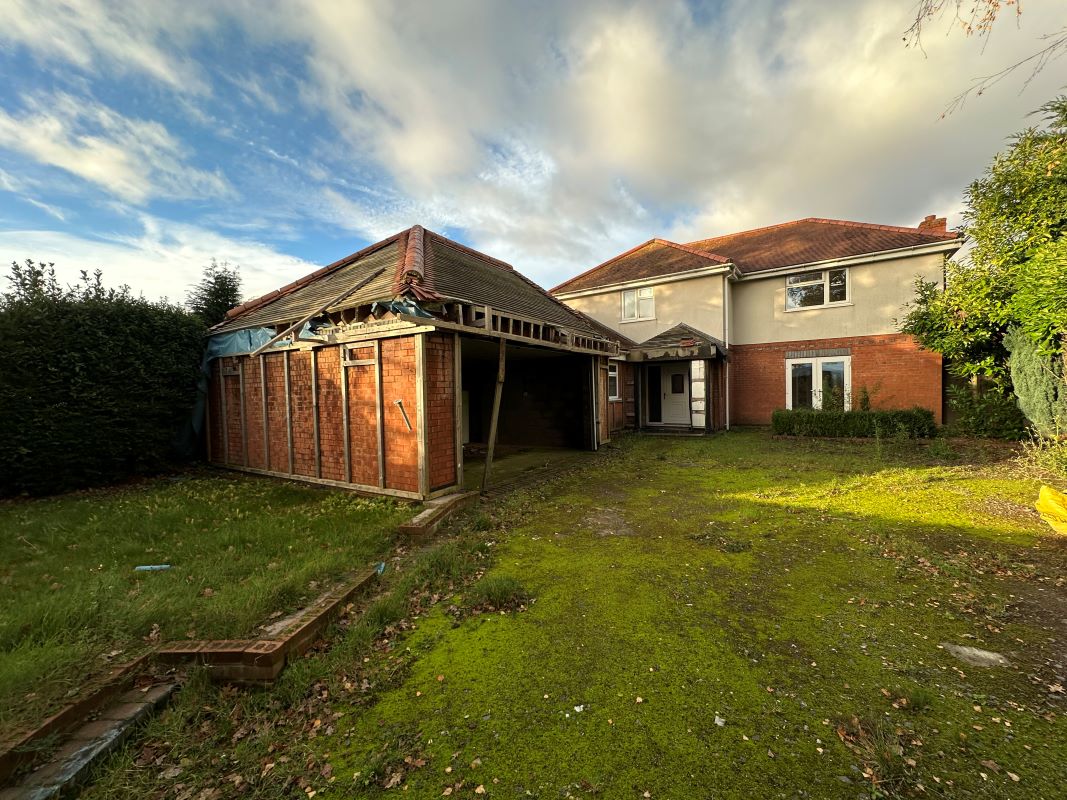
[0,215,318,304]
[1,0,1065,293]
[0,92,233,204]
[0,0,210,92]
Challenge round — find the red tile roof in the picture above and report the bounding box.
[551,238,728,294]
[552,217,961,293]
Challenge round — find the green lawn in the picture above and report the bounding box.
[0,471,410,745]
[86,433,1067,798]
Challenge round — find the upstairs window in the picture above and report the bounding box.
[621,286,655,321]
[785,268,849,311]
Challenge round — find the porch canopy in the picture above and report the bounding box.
[626,322,727,363]
[626,323,729,432]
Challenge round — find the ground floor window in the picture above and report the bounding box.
[786,356,851,410]
[608,362,620,400]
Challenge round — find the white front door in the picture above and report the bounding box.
[660,364,690,425]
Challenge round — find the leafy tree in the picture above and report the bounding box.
[0,260,205,495]
[900,97,1067,384]
[187,259,241,327]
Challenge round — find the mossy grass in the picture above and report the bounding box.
[84,432,1067,799]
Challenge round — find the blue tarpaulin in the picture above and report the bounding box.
[177,325,313,458]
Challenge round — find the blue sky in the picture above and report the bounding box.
[0,0,1063,304]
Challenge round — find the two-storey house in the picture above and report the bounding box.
[553,216,962,432]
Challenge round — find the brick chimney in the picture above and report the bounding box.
[917,214,947,234]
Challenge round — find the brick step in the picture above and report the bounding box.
[0,683,177,800]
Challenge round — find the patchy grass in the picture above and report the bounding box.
[85,432,1067,799]
[464,574,530,613]
[0,470,409,744]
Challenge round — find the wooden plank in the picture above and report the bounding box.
[284,350,294,474]
[216,464,424,501]
[415,334,429,498]
[260,354,268,470]
[453,332,463,489]
[481,338,506,493]
[375,339,385,489]
[343,358,376,366]
[239,359,248,466]
[311,349,321,478]
[340,346,351,484]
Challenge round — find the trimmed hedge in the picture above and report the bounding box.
[0,262,205,496]
[771,407,937,439]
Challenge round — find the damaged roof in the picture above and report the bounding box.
[216,225,605,338]
[552,217,962,293]
[636,322,726,353]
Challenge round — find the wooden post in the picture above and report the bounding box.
[311,349,321,478]
[260,354,268,470]
[375,339,385,489]
[481,338,506,493]
[219,360,229,465]
[415,334,429,498]
[238,359,248,465]
[340,346,351,484]
[453,332,464,488]
[284,350,294,474]
[205,361,214,463]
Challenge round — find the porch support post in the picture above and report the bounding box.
[704,358,713,434]
[634,364,642,431]
[481,338,507,494]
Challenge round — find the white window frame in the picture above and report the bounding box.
[785,356,852,410]
[621,286,655,322]
[607,362,621,401]
[784,267,851,312]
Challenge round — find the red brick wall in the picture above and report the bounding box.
[244,357,266,470]
[264,353,289,472]
[202,333,458,497]
[315,347,344,482]
[730,333,942,425]
[288,351,315,477]
[381,337,419,493]
[425,334,457,491]
[346,344,379,487]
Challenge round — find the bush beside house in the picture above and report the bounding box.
[0,261,205,496]
[771,407,936,439]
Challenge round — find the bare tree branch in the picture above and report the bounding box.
[904,1,1062,114]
